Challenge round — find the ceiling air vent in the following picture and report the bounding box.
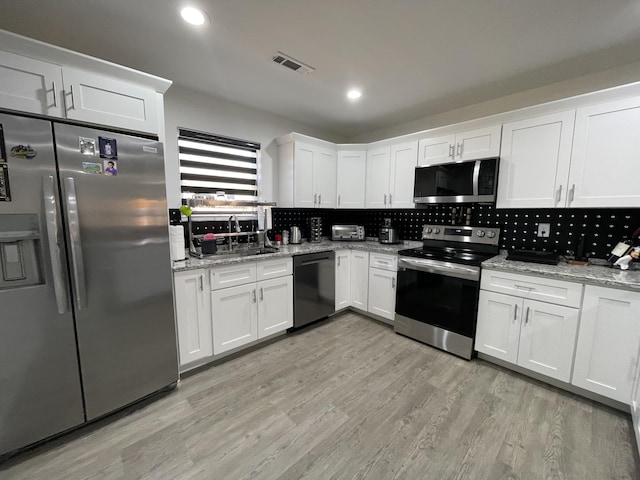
[271,51,315,75]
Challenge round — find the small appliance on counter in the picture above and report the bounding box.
[379,218,400,244]
[309,217,322,243]
[290,226,302,244]
[331,224,365,241]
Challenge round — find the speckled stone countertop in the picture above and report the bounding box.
[482,252,640,293]
[172,239,422,272]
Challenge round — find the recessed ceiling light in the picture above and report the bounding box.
[180,6,208,26]
[347,89,362,100]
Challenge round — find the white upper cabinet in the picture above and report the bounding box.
[418,125,501,166]
[497,111,576,209]
[417,134,455,165]
[0,50,64,117]
[365,146,391,208]
[62,68,160,134]
[568,97,640,208]
[279,137,336,208]
[336,149,366,208]
[389,142,418,208]
[292,142,315,208]
[314,147,337,208]
[0,31,170,135]
[366,141,418,209]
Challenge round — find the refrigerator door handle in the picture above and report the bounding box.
[43,175,69,314]
[63,177,88,310]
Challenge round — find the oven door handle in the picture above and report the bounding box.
[398,258,479,281]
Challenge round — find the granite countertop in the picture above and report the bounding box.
[172,239,422,272]
[482,252,640,293]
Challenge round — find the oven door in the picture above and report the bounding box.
[395,260,480,338]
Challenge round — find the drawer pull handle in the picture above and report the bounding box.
[514,284,535,290]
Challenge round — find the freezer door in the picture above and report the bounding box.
[0,114,84,455]
[55,124,178,420]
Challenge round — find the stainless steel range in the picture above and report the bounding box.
[395,224,500,359]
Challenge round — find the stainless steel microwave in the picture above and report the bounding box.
[413,157,499,204]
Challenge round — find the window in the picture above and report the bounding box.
[178,128,260,204]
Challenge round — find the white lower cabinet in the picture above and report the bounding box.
[572,285,640,404]
[367,253,397,322]
[211,258,293,356]
[211,283,258,355]
[350,251,369,310]
[174,269,213,366]
[335,250,351,310]
[477,291,579,382]
[257,276,293,337]
[477,269,582,383]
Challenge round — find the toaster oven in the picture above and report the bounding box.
[331,225,365,241]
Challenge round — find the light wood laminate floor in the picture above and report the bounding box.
[2,312,639,480]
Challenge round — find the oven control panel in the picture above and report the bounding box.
[422,224,500,245]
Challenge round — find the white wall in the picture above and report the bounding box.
[348,60,640,143]
[163,85,346,207]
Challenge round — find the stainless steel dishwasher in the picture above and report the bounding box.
[293,251,336,328]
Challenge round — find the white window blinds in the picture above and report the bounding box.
[178,128,260,203]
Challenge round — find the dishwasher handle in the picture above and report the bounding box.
[294,251,335,268]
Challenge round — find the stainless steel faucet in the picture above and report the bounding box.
[228,215,240,251]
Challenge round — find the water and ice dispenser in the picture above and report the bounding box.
[0,214,43,289]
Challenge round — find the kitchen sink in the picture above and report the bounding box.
[200,247,279,259]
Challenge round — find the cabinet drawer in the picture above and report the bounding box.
[210,263,257,290]
[256,257,293,280]
[481,269,582,308]
[369,253,397,271]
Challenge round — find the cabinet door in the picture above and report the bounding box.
[455,125,502,161]
[335,250,351,310]
[568,97,640,208]
[418,134,455,165]
[517,300,578,382]
[631,343,640,450]
[365,146,391,208]
[367,268,397,321]
[350,251,369,310]
[572,286,640,404]
[389,141,418,208]
[314,147,337,208]
[497,111,575,208]
[336,150,366,208]
[0,50,64,117]
[257,276,293,338]
[211,283,258,355]
[62,68,159,134]
[475,291,521,364]
[174,270,213,365]
[293,142,316,208]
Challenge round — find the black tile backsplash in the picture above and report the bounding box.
[272,205,640,260]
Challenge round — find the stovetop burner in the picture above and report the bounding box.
[398,224,501,267]
[398,247,494,267]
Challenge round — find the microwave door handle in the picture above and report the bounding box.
[472,160,481,197]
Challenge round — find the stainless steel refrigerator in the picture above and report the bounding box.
[0,112,178,456]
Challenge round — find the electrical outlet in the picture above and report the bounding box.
[537,223,550,238]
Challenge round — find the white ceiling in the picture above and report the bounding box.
[2,0,640,138]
